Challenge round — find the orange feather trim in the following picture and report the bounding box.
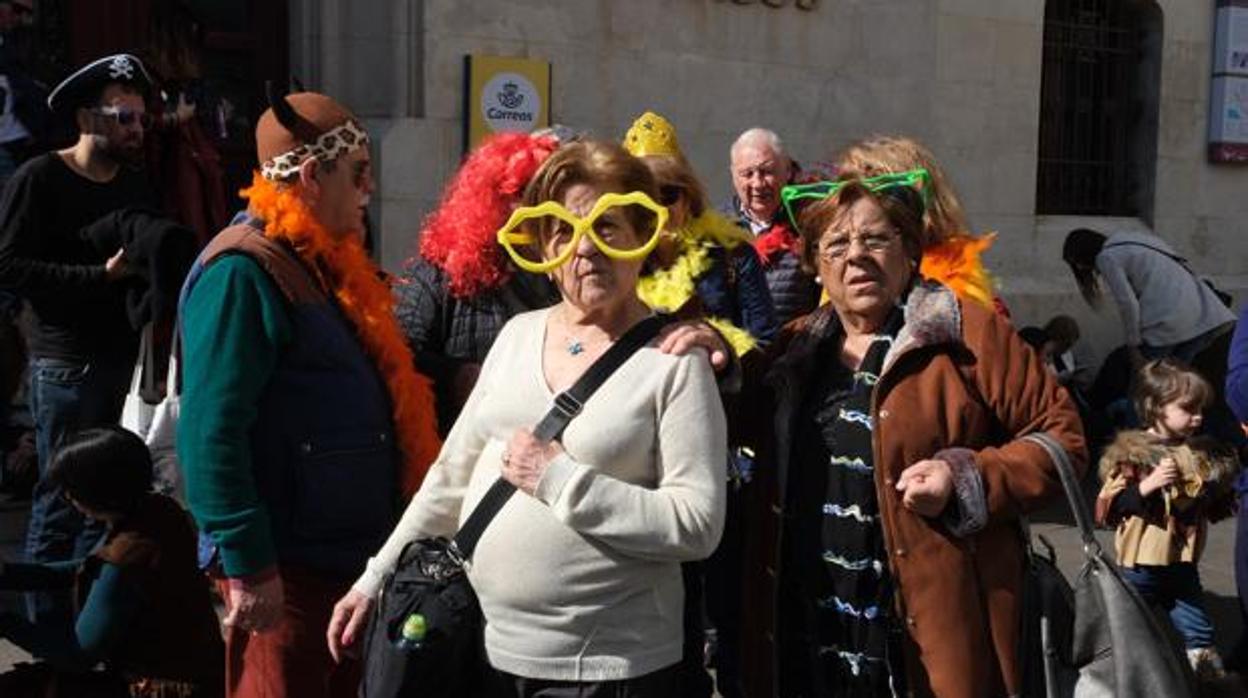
[919,233,998,309]
[242,173,441,498]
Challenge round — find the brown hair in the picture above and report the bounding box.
[1044,315,1080,350]
[143,2,203,84]
[836,135,969,249]
[796,179,925,274]
[521,139,659,237]
[639,153,708,218]
[1133,358,1213,428]
[1063,228,1108,306]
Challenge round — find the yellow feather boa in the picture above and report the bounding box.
[637,211,758,357]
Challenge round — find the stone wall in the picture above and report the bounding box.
[288,0,1248,362]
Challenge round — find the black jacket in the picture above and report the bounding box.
[394,256,559,435]
[81,206,196,329]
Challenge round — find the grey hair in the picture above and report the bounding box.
[731,127,788,160]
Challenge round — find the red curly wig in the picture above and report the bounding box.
[417,132,559,298]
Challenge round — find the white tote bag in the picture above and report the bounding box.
[120,323,184,501]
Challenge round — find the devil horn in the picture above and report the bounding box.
[290,75,305,93]
[265,80,300,133]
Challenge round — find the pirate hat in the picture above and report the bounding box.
[47,53,151,114]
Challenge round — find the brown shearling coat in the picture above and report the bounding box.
[738,282,1087,698]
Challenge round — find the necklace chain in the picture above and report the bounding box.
[557,307,611,357]
[555,304,649,357]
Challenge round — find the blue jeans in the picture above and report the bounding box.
[24,356,131,622]
[1120,563,1216,649]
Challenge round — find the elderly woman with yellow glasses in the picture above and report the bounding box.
[329,139,728,697]
[737,170,1085,697]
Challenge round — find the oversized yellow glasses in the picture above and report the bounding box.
[496,191,668,273]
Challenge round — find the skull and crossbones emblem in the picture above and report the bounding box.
[107,56,135,80]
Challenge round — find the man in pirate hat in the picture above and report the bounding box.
[0,53,154,624]
[177,87,439,697]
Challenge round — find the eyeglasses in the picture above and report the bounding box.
[817,228,900,261]
[779,168,932,232]
[496,191,668,273]
[90,105,151,129]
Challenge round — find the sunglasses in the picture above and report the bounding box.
[496,191,668,274]
[779,168,932,232]
[90,105,152,129]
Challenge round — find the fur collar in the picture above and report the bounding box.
[882,280,962,376]
[1099,429,1239,485]
[770,279,962,392]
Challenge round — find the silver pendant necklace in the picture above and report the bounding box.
[566,338,585,356]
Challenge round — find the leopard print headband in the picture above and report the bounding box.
[260,120,370,181]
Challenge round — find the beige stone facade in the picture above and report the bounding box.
[289,0,1248,359]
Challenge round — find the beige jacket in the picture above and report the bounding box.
[1095,430,1238,567]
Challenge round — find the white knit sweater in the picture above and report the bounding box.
[353,308,727,681]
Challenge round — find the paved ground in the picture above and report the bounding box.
[0,492,32,669]
[1029,488,1244,659]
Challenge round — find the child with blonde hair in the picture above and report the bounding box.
[1096,358,1240,678]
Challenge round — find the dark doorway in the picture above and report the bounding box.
[1036,0,1162,220]
[62,0,288,216]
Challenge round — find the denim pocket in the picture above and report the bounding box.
[290,428,395,542]
[33,359,90,387]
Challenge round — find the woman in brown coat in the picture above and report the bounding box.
[738,171,1086,697]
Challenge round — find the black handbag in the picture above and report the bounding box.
[360,314,672,698]
[1017,432,1195,698]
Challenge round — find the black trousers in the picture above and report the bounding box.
[486,663,680,698]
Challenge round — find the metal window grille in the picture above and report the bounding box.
[1036,0,1144,216]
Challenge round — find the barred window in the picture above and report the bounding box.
[1036,0,1162,218]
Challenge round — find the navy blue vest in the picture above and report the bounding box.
[184,223,398,579]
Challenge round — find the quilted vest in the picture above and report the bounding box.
[184,223,398,578]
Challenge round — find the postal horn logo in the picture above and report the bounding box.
[482,72,540,133]
[498,82,524,109]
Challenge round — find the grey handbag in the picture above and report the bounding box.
[1019,432,1195,698]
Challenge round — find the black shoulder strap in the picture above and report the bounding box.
[451,314,672,560]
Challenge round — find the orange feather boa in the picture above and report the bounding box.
[242,173,441,498]
[919,232,998,308]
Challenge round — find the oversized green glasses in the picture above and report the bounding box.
[779,168,932,231]
[496,191,668,273]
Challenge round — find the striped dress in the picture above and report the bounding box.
[783,309,904,697]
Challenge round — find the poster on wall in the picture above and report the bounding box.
[1210,2,1248,162]
[464,54,551,152]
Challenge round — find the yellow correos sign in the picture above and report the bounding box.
[465,54,551,151]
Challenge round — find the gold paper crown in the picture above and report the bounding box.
[624,111,681,158]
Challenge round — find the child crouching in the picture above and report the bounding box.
[1095,358,1240,679]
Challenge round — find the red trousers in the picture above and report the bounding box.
[217,567,360,698]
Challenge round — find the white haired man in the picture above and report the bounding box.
[723,127,818,326]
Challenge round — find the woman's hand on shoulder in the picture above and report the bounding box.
[502,429,566,496]
[327,588,375,664]
[657,320,730,371]
[896,459,955,518]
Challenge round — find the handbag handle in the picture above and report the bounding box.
[451,313,673,561]
[129,323,159,400]
[166,323,182,397]
[1022,432,1101,555]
